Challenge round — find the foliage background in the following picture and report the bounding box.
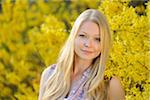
[0,0,149,100]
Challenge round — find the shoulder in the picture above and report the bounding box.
[108,76,125,100]
[42,64,56,75]
[39,64,56,100]
[41,64,56,81]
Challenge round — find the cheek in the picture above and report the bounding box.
[95,43,101,53]
[74,38,83,48]
[74,39,81,52]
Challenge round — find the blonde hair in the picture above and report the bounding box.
[42,9,112,100]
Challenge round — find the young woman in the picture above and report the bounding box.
[39,9,125,100]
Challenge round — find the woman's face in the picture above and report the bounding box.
[74,21,101,61]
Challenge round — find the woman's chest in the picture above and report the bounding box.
[64,68,91,100]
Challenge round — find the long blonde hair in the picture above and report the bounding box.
[42,9,112,100]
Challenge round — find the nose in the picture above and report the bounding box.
[84,39,93,48]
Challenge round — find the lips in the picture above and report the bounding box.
[81,49,93,53]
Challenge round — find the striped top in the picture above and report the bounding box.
[39,64,111,100]
[64,66,91,100]
[38,64,110,100]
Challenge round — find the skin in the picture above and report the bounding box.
[72,21,125,99]
[109,76,125,100]
[73,21,101,81]
[39,21,125,100]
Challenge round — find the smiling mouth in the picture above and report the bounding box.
[81,50,93,53]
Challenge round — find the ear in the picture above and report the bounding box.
[108,76,125,100]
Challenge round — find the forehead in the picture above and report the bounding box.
[79,21,100,36]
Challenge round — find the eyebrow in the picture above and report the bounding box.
[82,31,100,37]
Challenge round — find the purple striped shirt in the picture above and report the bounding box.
[42,64,91,100]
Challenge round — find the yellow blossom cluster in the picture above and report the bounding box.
[0,0,149,99]
[99,0,150,99]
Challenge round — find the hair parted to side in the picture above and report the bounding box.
[42,9,112,100]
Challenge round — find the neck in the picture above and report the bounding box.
[73,55,93,76]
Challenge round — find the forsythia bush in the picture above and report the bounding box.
[0,0,67,99]
[98,0,150,99]
[0,0,149,100]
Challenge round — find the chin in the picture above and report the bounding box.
[80,55,96,60]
